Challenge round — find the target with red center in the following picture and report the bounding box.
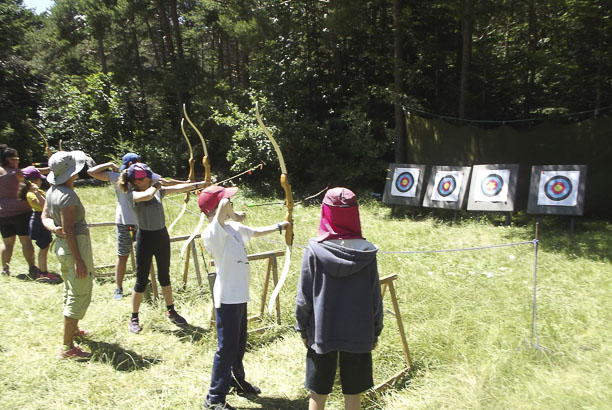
[395,172,415,193]
[436,175,456,197]
[544,176,572,201]
[480,174,504,197]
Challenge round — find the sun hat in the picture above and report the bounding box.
[21,166,46,180]
[47,151,94,185]
[126,163,153,180]
[198,185,238,215]
[120,152,141,171]
[317,187,364,242]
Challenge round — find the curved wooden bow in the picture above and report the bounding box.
[27,119,52,159]
[168,119,195,235]
[256,102,294,315]
[181,104,212,258]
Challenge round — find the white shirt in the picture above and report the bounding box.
[203,220,255,308]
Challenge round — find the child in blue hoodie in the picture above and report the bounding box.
[295,187,383,410]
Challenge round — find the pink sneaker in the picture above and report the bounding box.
[57,345,92,360]
[35,271,52,283]
[43,271,63,283]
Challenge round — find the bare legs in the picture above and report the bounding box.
[309,392,361,410]
[63,316,79,348]
[132,285,174,314]
[38,246,49,272]
[115,254,129,289]
[2,235,36,271]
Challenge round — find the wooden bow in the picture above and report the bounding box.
[168,118,195,235]
[27,119,52,160]
[180,104,212,258]
[255,102,294,315]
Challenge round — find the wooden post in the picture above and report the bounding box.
[373,274,411,392]
[149,263,158,301]
[209,249,284,333]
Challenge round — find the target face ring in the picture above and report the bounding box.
[395,172,415,193]
[544,176,572,201]
[480,174,504,197]
[437,175,457,197]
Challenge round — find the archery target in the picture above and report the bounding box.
[474,169,510,202]
[390,167,420,197]
[431,170,464,202]
[537,170,580,206]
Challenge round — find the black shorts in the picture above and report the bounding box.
[0,211,32,238]
[305,348,373,395]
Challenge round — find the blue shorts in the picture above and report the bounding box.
[305,348,373,395]
[29,211,52,249]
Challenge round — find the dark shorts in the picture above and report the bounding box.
[30,211,52,249]
[305,349,373,395]
[0,211,32,238]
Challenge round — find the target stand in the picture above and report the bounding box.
[371,274,412,393]
[208,249,284,333]
[382,164,427,216]
[467,164,520,224]
[422,166,472,212]
[527,165,587,233]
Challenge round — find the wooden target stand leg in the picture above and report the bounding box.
[372,274,412,392]
[208,249,284,333]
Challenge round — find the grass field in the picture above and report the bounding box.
[1,184,610,409]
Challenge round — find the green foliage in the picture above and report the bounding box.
[2,0,611,190]
[38,72,129,160]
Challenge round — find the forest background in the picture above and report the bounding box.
[1,0,611,201]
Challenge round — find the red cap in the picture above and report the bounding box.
[198,185,238,214]
[317,187,363,242]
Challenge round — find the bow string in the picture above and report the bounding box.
[255,101,294,315]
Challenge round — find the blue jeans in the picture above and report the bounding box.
[208,303,248,404]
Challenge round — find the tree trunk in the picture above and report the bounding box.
[97,32,108,74]
[393,0,407,163]
[458,0,473,119]
[144,13,162,67]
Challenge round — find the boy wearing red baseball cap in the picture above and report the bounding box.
[199,185,290,410]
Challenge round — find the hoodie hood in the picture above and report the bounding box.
[307,238,378,279]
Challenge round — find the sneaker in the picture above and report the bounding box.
[128,318,142,334]
[35,271,53,283]
[28,266,40,280]
[37,271,62,284]
[166,309,188,327]
[202,397,236,410]
[43,271,63,284]
[231,379,261,395]
[57,345,92,360]
[1,267,9,276]
[113,287,124,300]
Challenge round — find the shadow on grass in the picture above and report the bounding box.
[244,394,309,410]
[533,216,612,263]
[155,324,211,344]
[82,339,162,371]
[245,324,295,353]
[13,273,63,284]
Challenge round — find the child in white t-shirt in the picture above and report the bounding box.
[199,185,289,410]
